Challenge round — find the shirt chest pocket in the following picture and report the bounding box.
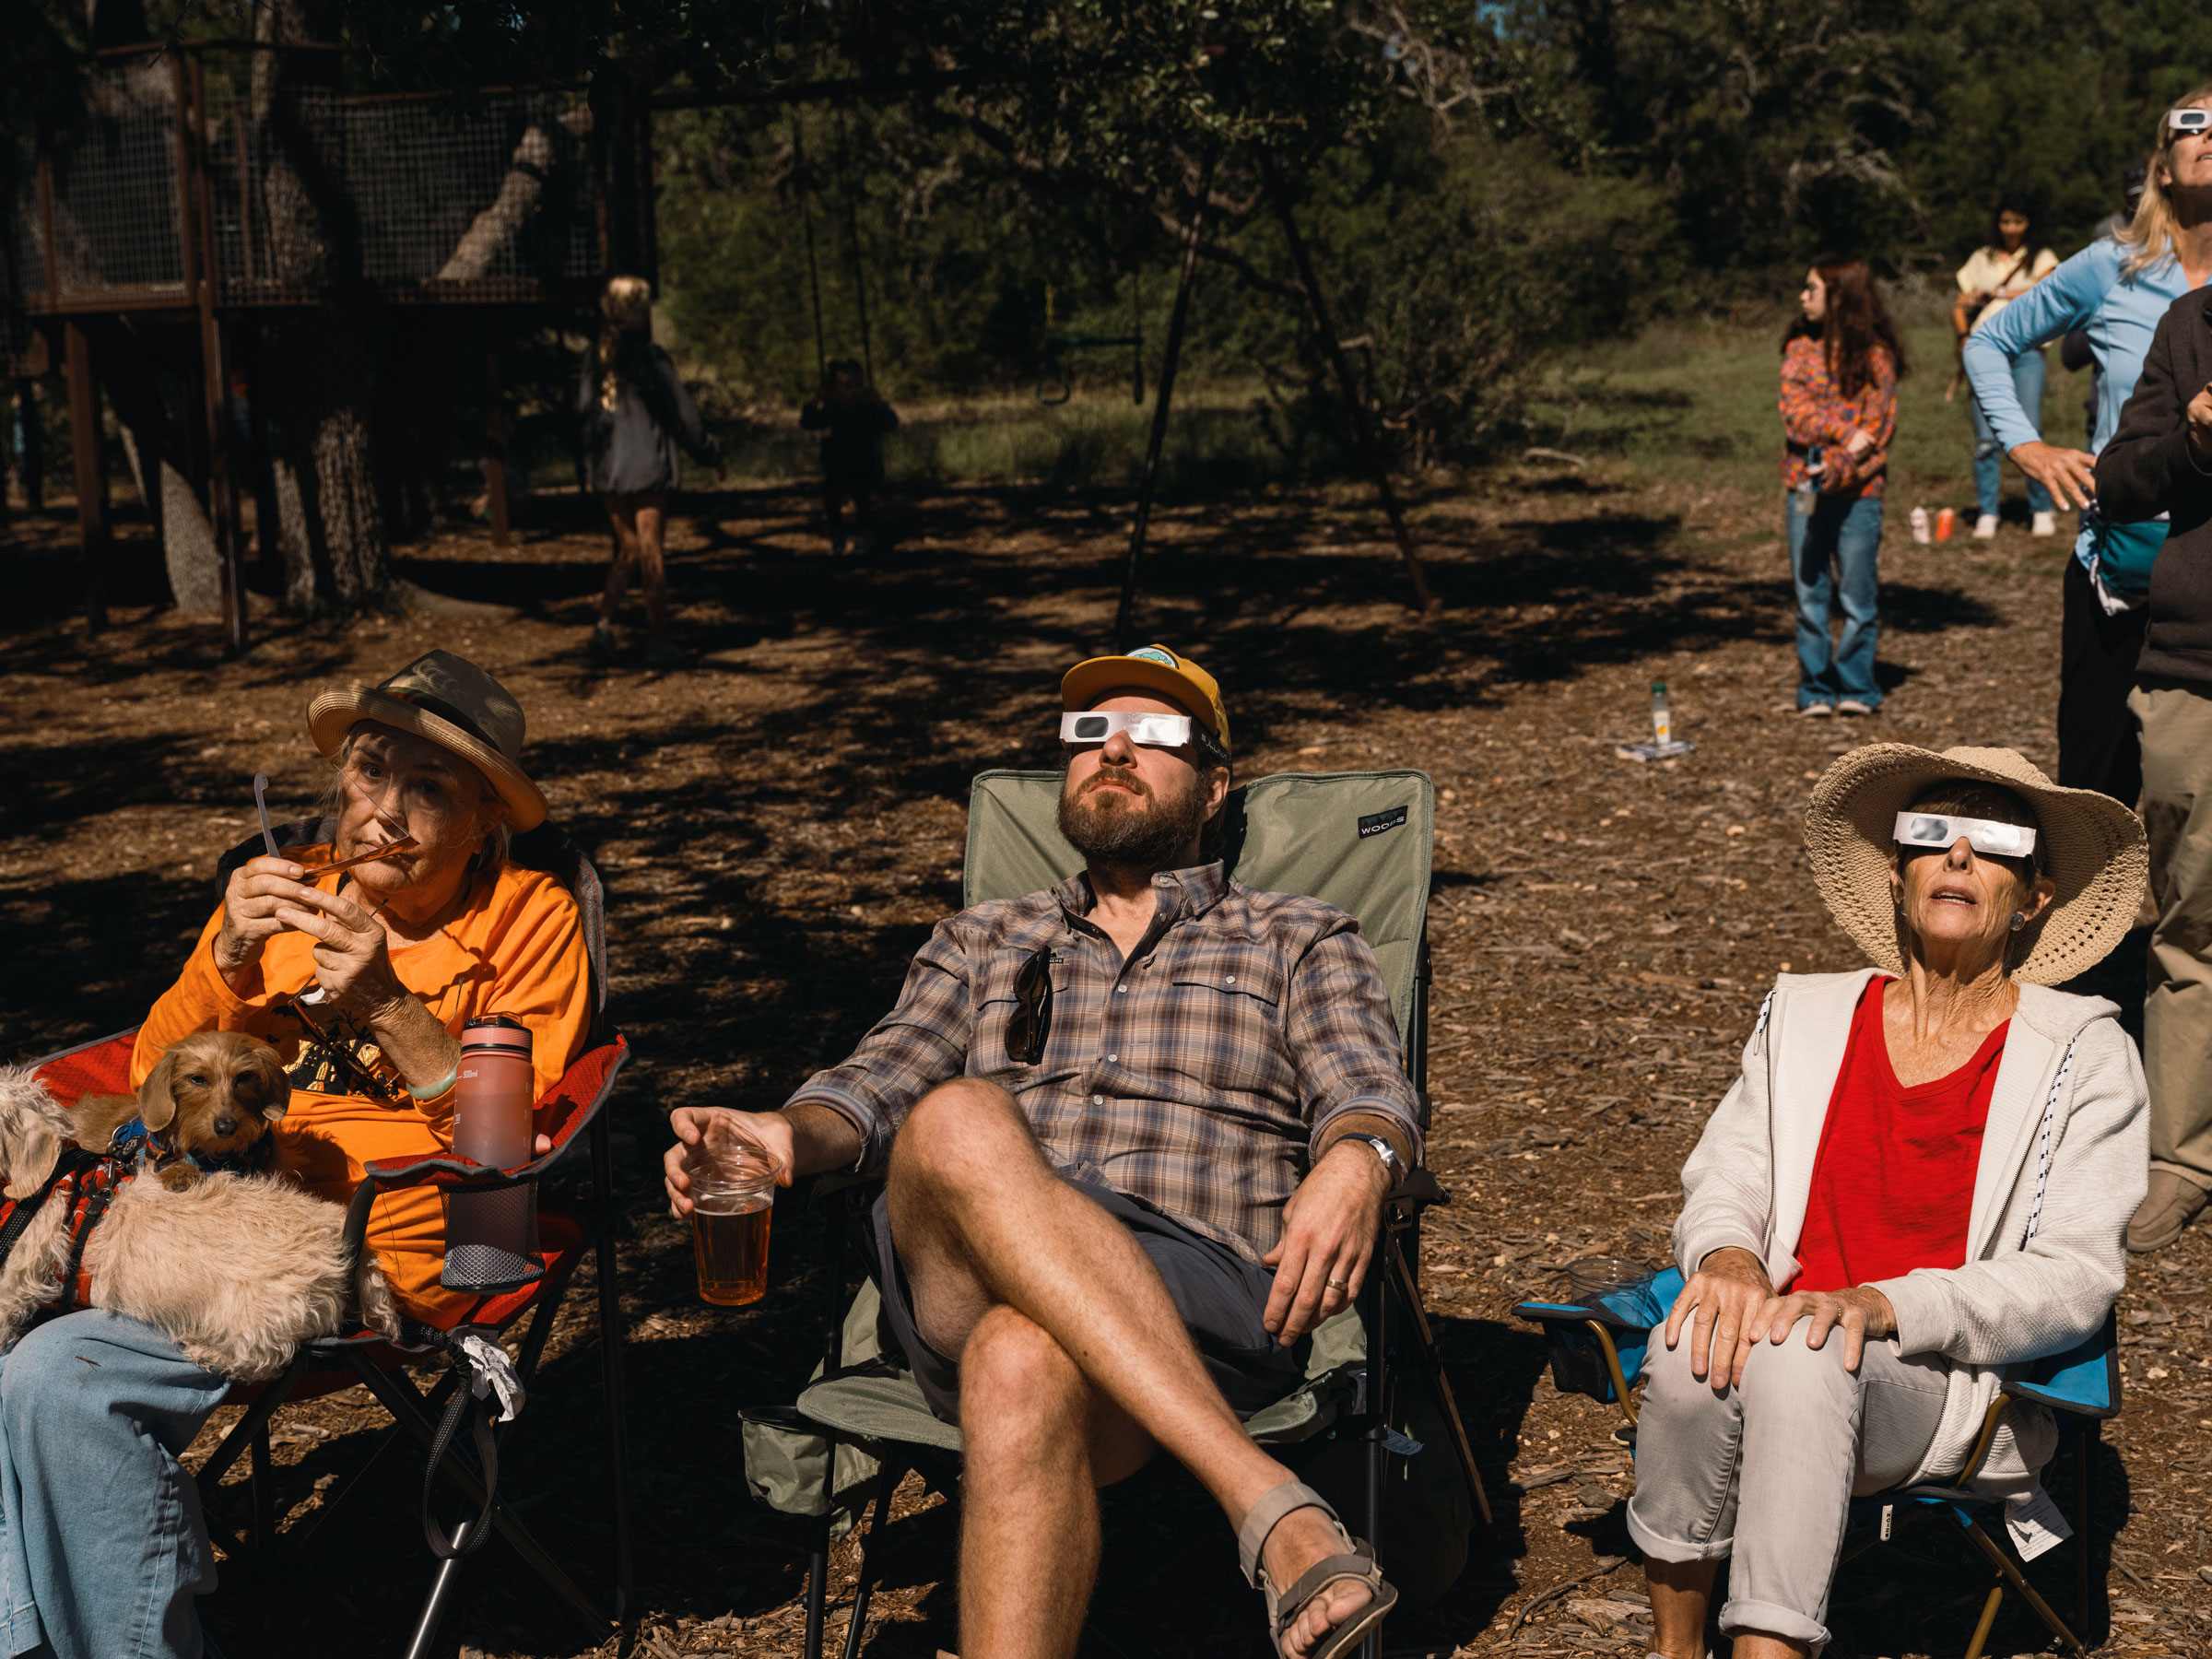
[1158,947,1290,1093]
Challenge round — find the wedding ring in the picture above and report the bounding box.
[1326,1277,1350,1291]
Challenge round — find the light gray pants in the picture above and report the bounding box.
[1625,1318,1950,1646]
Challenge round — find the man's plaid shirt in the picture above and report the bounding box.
[786,862,1424,1264]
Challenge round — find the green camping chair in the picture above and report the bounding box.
[741,769,1490,1659]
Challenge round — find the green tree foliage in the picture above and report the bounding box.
[1446,0,2212,278]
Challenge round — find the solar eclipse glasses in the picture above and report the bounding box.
[1893,811,2037,858]
[2170,108,2212,136]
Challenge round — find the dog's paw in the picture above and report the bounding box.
[158,1167,199,1193]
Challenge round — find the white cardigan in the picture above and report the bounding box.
[1674,968,2147,1494]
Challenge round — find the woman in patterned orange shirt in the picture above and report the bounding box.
[1780,257,1908,719]
[0,652,590,1659]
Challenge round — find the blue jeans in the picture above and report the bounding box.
[1786,494,1884,709]
[1970,347,2053,518]
[0,1311,229,1659]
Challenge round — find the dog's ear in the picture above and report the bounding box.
[137,1052,181,1133]
[2,1119,59,1200]
[247,1043,290,1122]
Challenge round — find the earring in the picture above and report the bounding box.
[2008,911,2027,933]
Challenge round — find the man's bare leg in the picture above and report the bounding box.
[957,1304,1157,1659]
[887,1079,1372,1657]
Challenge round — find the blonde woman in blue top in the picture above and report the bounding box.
[1967,88,2212,1259]
[1964,90,2212,813]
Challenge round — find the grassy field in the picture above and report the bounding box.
[697,298,2091,528]
[711,383,1298,496]
[1525,297,2092,516]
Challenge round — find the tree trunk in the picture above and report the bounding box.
[87,318,226,616]
[253,0,392,610]
[265,309,388,608]
[116,427,224,614]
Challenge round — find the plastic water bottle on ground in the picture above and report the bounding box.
[1618,680,1697,762]
[1910,506,1930,544]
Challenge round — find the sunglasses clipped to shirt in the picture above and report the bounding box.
[1892,811,2038,859]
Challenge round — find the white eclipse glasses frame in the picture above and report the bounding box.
[1893,810,2037,859]
[2170,108,2212,136]
[1061,710,1199,747]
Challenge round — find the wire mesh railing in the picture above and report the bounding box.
[10,43,611,312]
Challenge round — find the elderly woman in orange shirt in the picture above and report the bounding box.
[0,651,589,1659]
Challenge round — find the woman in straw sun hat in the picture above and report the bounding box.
[1630,743,2147,1659]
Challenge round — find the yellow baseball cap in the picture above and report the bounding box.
[1062,645,1230,758]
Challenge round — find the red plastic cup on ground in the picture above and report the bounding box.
[1936,507,1956,541]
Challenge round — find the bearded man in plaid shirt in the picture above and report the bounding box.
[665,646,1425,1659]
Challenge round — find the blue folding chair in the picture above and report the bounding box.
[1515,1269,2116,1659]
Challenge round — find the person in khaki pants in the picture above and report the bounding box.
[2091,94,2212,1248]
[2128,686,2212,1245]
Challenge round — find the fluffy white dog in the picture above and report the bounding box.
[0,1064,398,1381]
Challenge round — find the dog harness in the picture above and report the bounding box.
[0,1147,130,1316]
[0,1124,275,1321]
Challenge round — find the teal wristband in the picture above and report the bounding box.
[406,1065,458,1102]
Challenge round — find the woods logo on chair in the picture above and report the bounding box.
[0,1034,396,1382]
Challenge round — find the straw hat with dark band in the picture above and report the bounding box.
[305,650,548,832]
[1804,743,2147,986]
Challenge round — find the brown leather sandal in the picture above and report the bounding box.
[1237,1481,1399,1659]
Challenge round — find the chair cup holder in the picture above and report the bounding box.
[441,1182,544,1292]
[1546,1325,1620,1404]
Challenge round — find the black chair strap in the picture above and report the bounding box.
[412,1323,504,1561]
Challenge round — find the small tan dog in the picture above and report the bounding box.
[0,1056,397,1382]
[73,1030,290,1189]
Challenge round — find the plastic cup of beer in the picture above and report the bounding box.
[687,1121,782,1307]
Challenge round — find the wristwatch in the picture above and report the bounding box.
[1347,1134,1404,1186]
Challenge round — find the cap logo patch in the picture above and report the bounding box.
[1127,646,1181,668]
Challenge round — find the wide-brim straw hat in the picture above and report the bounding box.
[1804,743,2146,986]
[305,650,548,832]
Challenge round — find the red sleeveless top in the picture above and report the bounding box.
[1791,976,2008,1294]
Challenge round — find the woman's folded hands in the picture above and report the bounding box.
[1664,1246,1899,1389]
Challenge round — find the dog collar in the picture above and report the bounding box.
[107,1116,275,1177]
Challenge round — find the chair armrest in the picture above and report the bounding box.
[2008,1312,2122,1419]
[359,1149,549,1194]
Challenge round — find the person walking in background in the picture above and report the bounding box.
[1949,195,2059,539]
[577,275,722,669]
[2084,92,2212,1255]
[800,358,900,556]
[1780,257,1906,720]
[1964,93,2212,822]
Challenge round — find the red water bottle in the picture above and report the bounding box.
[443,1015,541,1290]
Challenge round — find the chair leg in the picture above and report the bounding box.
[250,1419,274,1557]
[841,1462,904,1659]
[347,1353,608,1638]
[2075,1422,2096,1641]
[1962,1583,2005,1659]
[595,1226,636,1637]
[1956,1513,2086,1657]
[805,1512,832,1659]
[402,1518,477,1659]
[1359,1220,1387,1659]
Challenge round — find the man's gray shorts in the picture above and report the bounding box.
[870,1170,1309,1425]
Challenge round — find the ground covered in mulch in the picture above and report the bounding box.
[2,463,2207,1659]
